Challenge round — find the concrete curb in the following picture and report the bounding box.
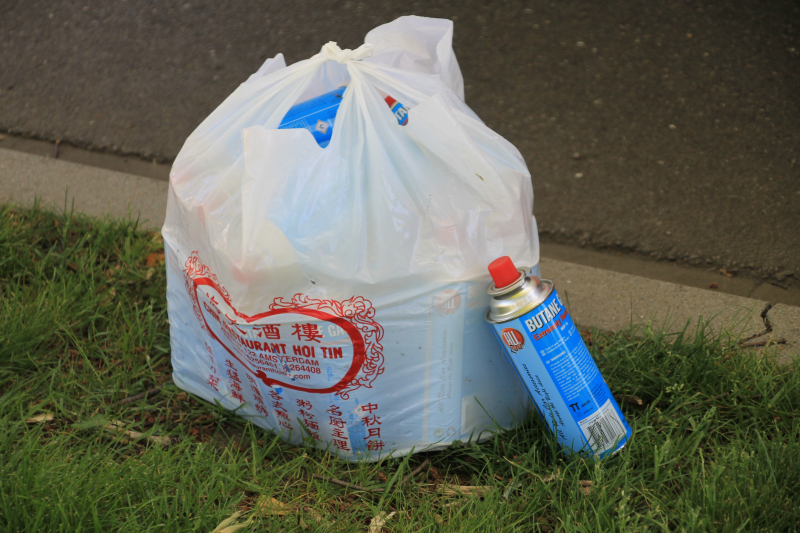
[543,259,796,365]
[1,148,797,364]
[0,148,167,229]
[765,304,800,365]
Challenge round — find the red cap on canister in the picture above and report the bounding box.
[488,256,521,289]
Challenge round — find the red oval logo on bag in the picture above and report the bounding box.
[183,252,385,399]
[500,328,525,353]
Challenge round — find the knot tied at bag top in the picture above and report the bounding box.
[319,41,374,63]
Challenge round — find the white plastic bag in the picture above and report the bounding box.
[163,16,540,460]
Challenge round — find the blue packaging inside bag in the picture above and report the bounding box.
[278,86,347,148]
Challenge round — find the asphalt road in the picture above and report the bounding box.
[1,0,798,284]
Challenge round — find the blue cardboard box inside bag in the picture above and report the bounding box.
[278,86,346,148]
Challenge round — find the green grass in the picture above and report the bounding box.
[1,203,799,533]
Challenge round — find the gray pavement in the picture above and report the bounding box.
[1,0,799,288]
[0,148,167,228]
[0,133,171,181]
[544,258,796,366]
[0,148,796,364]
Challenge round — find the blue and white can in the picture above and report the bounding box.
[485,257,632,458]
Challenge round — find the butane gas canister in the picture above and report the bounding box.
[485,256,632,458]
[383,94,409,125]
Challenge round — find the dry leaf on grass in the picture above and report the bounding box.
[145,252,165,267]
[26,413,55,423]
[540,472,561,484]
[428,467,444,482]
[104,420,171,446]
[210,511,250,533]
[368,511,396,533]
[615,394,644,407]
[253,496,292,516]
[442,485,493,497]
[216,523,251,533]
[579,480,593,496]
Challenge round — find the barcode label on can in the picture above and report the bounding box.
[578,399,627,455]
